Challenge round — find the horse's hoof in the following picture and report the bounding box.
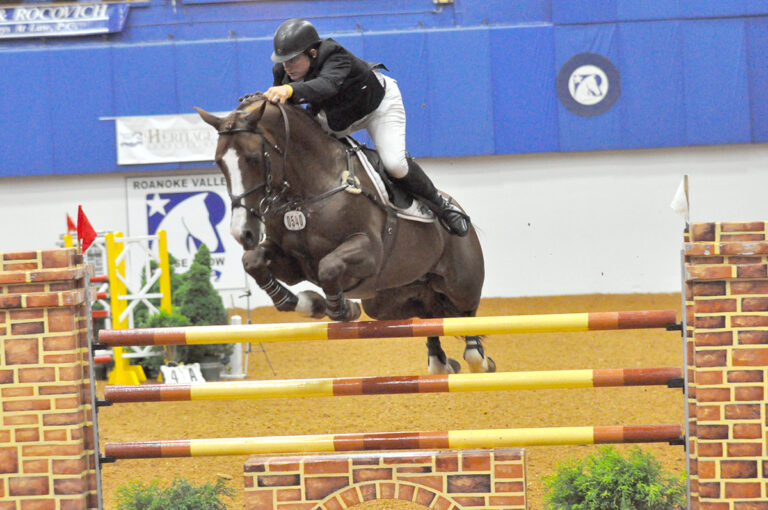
[464,348,493,373]
[428,356,461,374]
[346,301,362,322]
[296,291,327,318]
[327,300,362,322]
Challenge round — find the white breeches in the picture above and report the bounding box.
[317,72,410,178]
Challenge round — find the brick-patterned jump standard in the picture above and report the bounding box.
[685,221,768,509]
[0,248,100,509]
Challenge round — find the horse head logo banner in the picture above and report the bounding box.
[557,53,621,117]
[146,190,226,280]
[126,174,245,294]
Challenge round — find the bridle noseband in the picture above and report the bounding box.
[218,101,291,222]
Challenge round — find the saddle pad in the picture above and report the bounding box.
[344,137,435,223]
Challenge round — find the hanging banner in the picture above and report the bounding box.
[125,173,245,295]
[0,3,130,39]
[115,113,224,165]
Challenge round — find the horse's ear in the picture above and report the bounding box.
[244,100,268,128]
[194,107,223,130]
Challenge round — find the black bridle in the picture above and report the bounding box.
[218,102,291,222]
[218,100,375,224]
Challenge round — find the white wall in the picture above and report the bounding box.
[1,143,766,307]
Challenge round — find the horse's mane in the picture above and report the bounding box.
[233,92,345,147]
[237,92,319,123]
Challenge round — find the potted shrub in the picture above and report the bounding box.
[175,244,232,381]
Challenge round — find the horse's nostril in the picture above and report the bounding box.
[243,228,257,249]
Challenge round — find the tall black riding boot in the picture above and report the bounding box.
[396,158,470,237]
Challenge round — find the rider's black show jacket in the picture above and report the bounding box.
[273,38,386,132]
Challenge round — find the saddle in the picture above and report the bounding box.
[339,137,434,223]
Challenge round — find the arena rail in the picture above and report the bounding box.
[103,366,683,403]
[104,424,685,459]
[97,309,678,346]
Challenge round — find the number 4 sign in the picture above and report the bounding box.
[160,363,206,384]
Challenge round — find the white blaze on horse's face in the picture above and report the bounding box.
[222,148,248,246]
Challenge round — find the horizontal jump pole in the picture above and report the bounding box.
[104,424,684,459]
[98,309,677,346]
[104,367,682,403]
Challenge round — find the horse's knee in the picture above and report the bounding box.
[242,248,268,277]
[379,152,408,179]
[317,257,344,287]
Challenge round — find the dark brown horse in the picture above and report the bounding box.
[196,95,492,373]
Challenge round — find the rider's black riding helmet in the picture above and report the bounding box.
[271,18,321,63]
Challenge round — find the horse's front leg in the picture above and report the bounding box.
[317,234,379,322]
[242,240,305,313]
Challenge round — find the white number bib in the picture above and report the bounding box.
[283,210,307,231]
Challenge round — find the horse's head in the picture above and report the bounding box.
[196,98,274,250]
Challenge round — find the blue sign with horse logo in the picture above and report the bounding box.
[126,175,246,295]
[146,190,227,280]
[556,53,621,117]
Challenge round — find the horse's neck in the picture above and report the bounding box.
[272,114,347,190]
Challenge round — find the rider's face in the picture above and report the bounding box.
[283,53,311,81]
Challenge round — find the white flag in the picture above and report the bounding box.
[670,175,689,224]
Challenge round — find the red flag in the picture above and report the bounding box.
[77,205,97,253]
[66,214,76,234]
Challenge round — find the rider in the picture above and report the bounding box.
[264,18,470,237]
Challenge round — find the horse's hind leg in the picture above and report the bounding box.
[427,337,461,374]
[463,335,496,373]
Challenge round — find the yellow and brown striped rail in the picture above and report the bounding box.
[104,424,684,459]
[104,367,682,403]
[98,309,677,346]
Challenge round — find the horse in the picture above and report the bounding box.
[196,95,492,374]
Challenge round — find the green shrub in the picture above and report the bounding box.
[179,244,229,327]
[175,244,232,364]
[115,476,235,510]
[543,446,686,510]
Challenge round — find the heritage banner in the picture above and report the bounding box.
[115,113,224,165]
[0,2,130,39]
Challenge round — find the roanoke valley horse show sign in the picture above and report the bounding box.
[126,174,247,296]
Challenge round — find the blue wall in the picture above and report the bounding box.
[1,0,767,176]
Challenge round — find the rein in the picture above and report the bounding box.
[220,100,382,222]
